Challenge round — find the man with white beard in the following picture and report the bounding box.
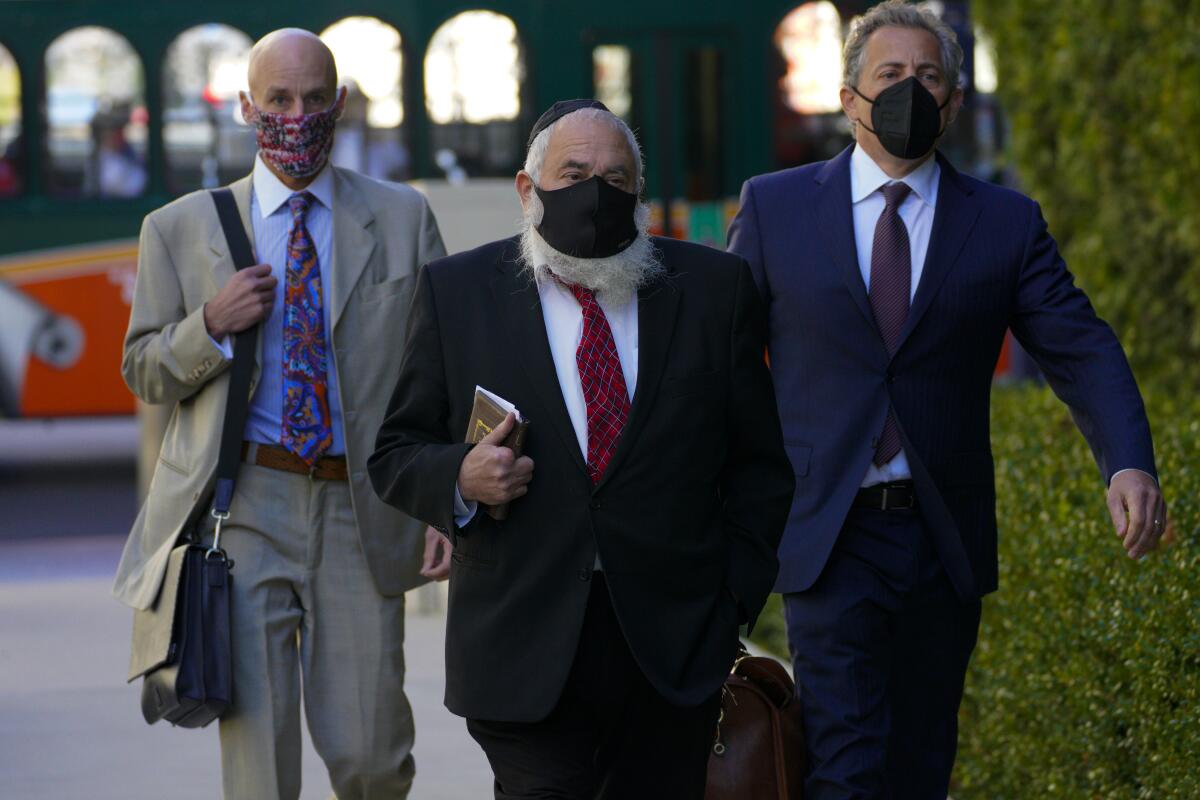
[370,99,794,799]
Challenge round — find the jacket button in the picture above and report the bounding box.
[887,372,897,384]
[577,569,591,581]
[589,500,601,511]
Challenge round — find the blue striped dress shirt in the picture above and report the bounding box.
[215,156,345,455]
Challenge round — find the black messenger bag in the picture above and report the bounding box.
[126,187,258,727]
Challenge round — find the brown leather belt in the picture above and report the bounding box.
[241,442,348,481]
[854,480,918,511]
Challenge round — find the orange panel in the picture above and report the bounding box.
[994,331,1013,378]
[1,242,138,417]
[18,270,136,416]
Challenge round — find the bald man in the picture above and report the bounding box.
[114,29,447,799]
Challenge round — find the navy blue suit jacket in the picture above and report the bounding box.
[728,145,1156,598]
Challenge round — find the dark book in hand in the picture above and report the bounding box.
[465,386,530,520]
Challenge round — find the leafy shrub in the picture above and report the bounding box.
[972,0,1200,383]
[955,385,1197,797]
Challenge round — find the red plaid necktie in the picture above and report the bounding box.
[869,181,912,466]
[568,284,631,484]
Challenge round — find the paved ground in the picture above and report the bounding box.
[0,418,140,541]
[0,534,494,799]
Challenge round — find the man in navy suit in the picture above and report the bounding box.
[727,2,1166,797]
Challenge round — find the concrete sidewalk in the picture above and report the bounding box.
[0,535,493,799]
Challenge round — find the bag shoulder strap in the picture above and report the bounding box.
[209,187,258,517]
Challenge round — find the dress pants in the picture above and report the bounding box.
[466,574,722,800]
[784,506,981,800]
[210,462,415,800]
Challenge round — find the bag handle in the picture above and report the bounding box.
[207,187,258,554]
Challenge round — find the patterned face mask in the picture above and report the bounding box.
[246,88,344,179]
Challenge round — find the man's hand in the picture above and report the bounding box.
[420,526,452,581]
[1107,470,1167,560]
[203,263,276,340]
[458,412,534,506]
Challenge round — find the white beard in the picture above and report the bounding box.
[518,192,663,305]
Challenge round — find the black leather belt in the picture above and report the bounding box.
[854,480,917,511]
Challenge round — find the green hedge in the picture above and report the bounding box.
[971,0,1200,383]
[751,385,1199,796]
[956,385,1197,797]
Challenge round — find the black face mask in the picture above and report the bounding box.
[852,76,950,160]
[535,176,639,259]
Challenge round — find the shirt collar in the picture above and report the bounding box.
[251,154,335,219]
[849,144,940,209]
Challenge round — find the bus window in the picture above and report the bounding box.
[163,24,254,193]
[425,11,525,178]
[773,2,848,168]
[593,46,634,126]
[321,17,409,181]
[0,43,21,196]
[45,27,147,199]
[683,46,725,202]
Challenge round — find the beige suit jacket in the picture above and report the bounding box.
[113,167,446,610]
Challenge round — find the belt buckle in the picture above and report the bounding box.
[882,484,916,511]
[880,485,891,511]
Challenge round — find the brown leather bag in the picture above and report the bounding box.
[705,646,805,799]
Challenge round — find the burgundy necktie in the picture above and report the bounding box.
[568,284,631,484]
[869,181,912,466]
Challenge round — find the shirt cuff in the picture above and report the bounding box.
[209,333,233,360]
[454,482,478,528]
[1110,468,1157,486]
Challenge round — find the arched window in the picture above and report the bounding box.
[772,2,849,169]
[777,2,843,114]
[163,24,254,193]
[592,46,633,125]
[424,11,525,177]
[45,27,147,198]
[321,17,409,181]
[0,43,22,196]
[974,27,998,94]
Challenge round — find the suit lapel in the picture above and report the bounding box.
[491,244,588,475]
[595,263,680,492]
[206,174,263,377]
[896,154,982,349]
[330,168,377,328]
[815,147,879,335]
[207,174,254,286]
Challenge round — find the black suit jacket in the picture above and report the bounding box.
[369,235,794,721]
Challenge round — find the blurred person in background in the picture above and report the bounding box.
[727,2,1165,797]
[113,27,446,800]
[330,80,410,182]
[90,106,146,197]
[369,99,794,799]
[0,133,22,194]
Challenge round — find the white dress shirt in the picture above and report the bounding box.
[851,146,939,487]
[455,274,639,526]
[212,156,346,454]
[848,146,1147,489]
